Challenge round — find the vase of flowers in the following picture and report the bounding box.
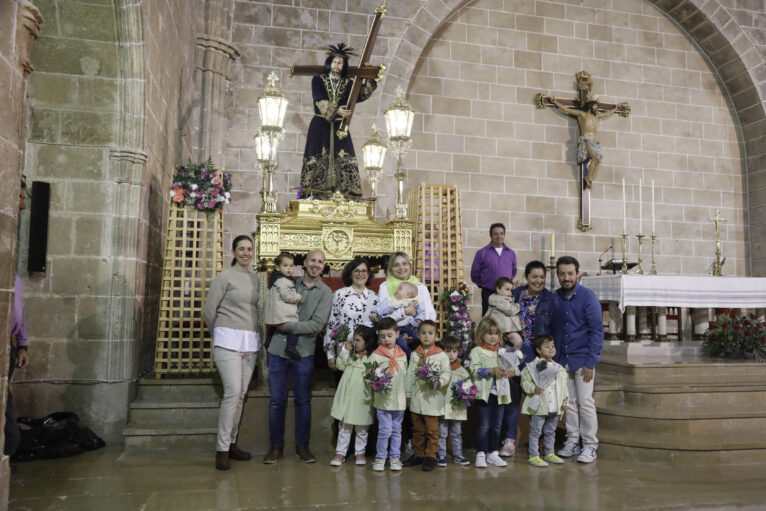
[703,309,766,361]
[170,158,232,214]
[439,282,473,359]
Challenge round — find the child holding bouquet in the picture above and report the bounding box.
[330,326,378,466]
[470,317,514,468]
[403,320,450,471]
[367,318,408,472]
[521,335,569,468]
[437,335,474,467]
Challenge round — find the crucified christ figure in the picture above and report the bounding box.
[549,97,619,189]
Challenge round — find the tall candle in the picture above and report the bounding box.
[550,232,555,259]
[651,180,655,234]
[622,178,627,234]
[638,178,643,234]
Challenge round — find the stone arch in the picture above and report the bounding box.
[382,0,766,275]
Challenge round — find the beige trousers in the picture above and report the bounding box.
[214,347,257,451]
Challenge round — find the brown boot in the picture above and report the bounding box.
[215,451,230,471]
[263,444,283,464]
[296,445,317,463]
[229,444,251,461]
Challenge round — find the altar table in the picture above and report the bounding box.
[581,275,766,341]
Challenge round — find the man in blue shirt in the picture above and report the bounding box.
[551,256,603,463]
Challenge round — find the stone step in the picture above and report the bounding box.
[598,359,766,386]
[128,401,220,425]
[598,412,766,450]
[122,425,217,450]
[595,383,766,410]
[134,378,223,402]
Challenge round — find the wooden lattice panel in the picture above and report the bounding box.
[408,184,464,337]
[154,204,224,377]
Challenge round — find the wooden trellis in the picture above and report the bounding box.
[408,184,464,337]
[154,203,224,377]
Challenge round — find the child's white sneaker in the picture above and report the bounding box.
[475,451,487,468]
[486,451,507,467]
[577,445,597,463]
[499,438,516,457]
[389,458,403,471]
[558,441,582,457]
[372,458,386,471]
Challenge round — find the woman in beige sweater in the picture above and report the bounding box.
[203,235,260,470]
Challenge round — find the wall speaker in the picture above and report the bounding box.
[27,181,50,273]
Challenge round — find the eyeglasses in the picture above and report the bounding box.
[352,269,369,275]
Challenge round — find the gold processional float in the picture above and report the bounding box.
[251,5,417,270]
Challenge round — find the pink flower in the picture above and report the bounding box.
[211,174,223,187]
[172,188,185,203]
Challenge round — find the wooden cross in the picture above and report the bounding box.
[536,71,631,232]
[290,5,387,140]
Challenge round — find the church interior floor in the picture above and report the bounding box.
[9,447,766,510]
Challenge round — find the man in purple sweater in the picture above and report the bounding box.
[470,223,518,315]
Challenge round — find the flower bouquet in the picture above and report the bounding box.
[416,360,442,390]
[439,282,473,359]
[450,379,478,408]
[170,158,232,214]
[328,324,351,359]
[498,347,524,376]
[526,358,560,412]
[363,361,392,394]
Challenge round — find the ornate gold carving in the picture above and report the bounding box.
[323,228,352,258]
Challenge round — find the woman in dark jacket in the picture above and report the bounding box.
[499,260,560,457]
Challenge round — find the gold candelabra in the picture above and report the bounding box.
[650,234,657,275]
[636,233,645,275]
[620,234,628,274]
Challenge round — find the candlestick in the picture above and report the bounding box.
[638,178,643,234]
[550,232,555,259]
[636,233,645,274]
[622,178,627,234]
[620,234,628,274]
[547,255,556,291]
[650,234,657,275]
[651,180,655,235]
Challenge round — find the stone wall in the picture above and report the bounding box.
[224,0,764,294]
[15,0,202,442]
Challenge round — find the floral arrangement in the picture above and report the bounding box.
[439,282,474,359]
[450,379,478,407]
[170,158,232,213]
[328,324,351,359]
[703,309,766,361]
[363,361,392,394]
[416,360,442,390]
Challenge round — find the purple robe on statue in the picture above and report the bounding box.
[300,74,377,198]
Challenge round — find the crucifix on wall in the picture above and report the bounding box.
[536,71,630,231]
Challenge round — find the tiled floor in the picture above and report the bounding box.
[8,447,766,510]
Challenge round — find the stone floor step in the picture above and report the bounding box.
[135,378,223,401]
[128,400,220,425]
[598,359,766,386]
[598,414,766,450]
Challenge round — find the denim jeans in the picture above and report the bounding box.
[502,376,522,441]
[438,419,463,458]
[375,409,404,460]
[475,394,504,453]
[528,413,558,458]
[268,353,314,447]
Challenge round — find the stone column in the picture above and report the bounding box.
[0,0,42,505]
[624,306,637,341]
[637,307,651,340]
[195,35,240,164]
[607,302,621,340]
[656,307,668,341]
[692,308,710,341]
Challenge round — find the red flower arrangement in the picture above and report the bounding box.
[703,309,766,361]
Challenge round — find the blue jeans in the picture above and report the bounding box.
[502,376,522,441]
[438,419,463,458]
[375,409,404,460]
[475,394,504,454]
[268,353,314,447]
[528,413,558,458]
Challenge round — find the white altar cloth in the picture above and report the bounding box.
[581,275,766,312]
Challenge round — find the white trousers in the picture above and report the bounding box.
[335,421,369,456]
[565,367,598,448]
[214,347,257,451]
